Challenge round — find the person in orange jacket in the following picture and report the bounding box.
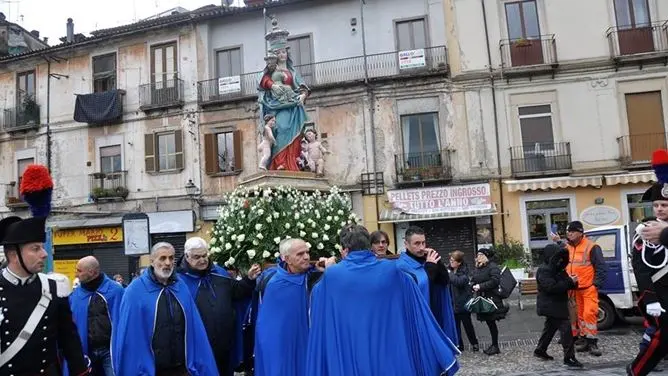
[552,220,607,357]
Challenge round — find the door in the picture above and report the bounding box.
[586,229,625,294]
[614,0,654,55]
[625,91,666,162]
[526,199,571,263]
[151,43,178,105]
[505,0,544,66]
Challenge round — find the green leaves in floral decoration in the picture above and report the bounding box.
[208,186,359,271]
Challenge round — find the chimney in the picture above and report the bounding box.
[66,18,74,43]
[30,30,39,39]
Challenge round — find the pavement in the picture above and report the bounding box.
[456,293,650,375]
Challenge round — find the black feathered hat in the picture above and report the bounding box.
[642,150,668,202]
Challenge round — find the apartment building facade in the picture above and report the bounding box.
[445,0,668,259]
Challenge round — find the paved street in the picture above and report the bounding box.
[456,293,649,375]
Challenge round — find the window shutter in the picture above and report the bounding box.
[233,130,243,171]
[144,134,156,172]
[204,133,218,175]
[174,130,184,170]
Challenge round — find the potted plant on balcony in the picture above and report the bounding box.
[513,37,532,47]
[21,95,39,125]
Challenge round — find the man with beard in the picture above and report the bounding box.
[112,242,217,375]
[69,256,124,375]
[0,164,91,376]
[177,237,261,376]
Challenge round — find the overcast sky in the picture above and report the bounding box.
[1,0,244,44]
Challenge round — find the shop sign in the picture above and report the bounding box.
[52,227,123,246]
[387,183,492,215]
[580,206,620,226]
[53,259,78,284]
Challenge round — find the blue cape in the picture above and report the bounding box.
[178,264,248,372]
[306,250,460,376]
[397,252,460,346]
[254,265,310,376]
[111,269,219,376]
[64,274,124,376]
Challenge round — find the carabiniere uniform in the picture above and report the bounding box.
[0,216,89,376]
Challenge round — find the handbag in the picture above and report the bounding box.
[465,296,498,314]
[497,266,517,299]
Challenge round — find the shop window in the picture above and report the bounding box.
[203,131,243,175]
[144,130,184,173]
[525,198,571,262]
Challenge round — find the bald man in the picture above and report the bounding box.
[69,256,124,376]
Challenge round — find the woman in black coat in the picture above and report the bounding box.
[470,248,507,356]
[534,244,582,368]
[448,250,479,352]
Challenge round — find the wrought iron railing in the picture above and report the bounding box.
[3,104,40,131]
[509,142,572,176]
[198,45,448,104]
[394,149,452,184]
[606,21,668,58]
[89,170,129,201]
[617,133,668,167]
[500,35,558,69]
[4,182,26,208]
[139,79,184,110]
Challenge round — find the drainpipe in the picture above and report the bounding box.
[46,59,52,171]
[481,0,507,244]
[360,0,380,229]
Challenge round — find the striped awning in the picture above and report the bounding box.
[504,175,603,192]
[604,171,656,186]
[378,204,498,223]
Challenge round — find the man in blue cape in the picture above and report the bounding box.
[253,238,334,376]
[112,241,218,375]
[396,225,459,346]
[177,237,260,376]
[68,256,124,376]
[307,224,460,376]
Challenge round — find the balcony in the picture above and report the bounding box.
[509,142,572,177]
[3,103,40,133]
[500,35,558,79]
[618,133,667,168]
[606,22,668,67]
[139,79,184,111]
[394,149,452,185]
[89,171,129,201]
[4,182,27,209]
[198,45,448,105]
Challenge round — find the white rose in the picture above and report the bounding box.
[285,235,292,239]
[231,234,237,241]
[324,224,330,231]
[295,213,300,219]
[311,232,319,239]
[253,240,260,246]
[305,242,312,249]
[219,236,225,243]
[247,250,256,259]
[300,231,307,237]
[274,237,281,244]
[266,216,273,223]
[338,210,344,215]
[334,216,340,221]
[335,244,342,250]
[228,257,236,265]
[299,223,305,229]
[209,238,216,245]
[317,243,324,250]
[257,233,264,240]
[258,209,265,215]
[255,223,263,231]
[237,234,246,242]
[273,212,280,219]
[340,221,346,227]
[327,216,332,221]
[274,252,280,258]
[323,234,330,241]
[225,243,232,250]
[285,223,291,229]
[262,251,271,258]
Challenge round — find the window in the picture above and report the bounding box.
[396,18,427,50]
[627,192,653,235]
[615,0,650,29]
[217,48,242,78]
[519,105,554,148]
[151,42,177,87]
[401,113,440,168]
[288,36,313,82]
[100,145,122,173]
[204,131,243,174]
[17,70,35,105]
[505,0,540,40]
[144,130,184,173]
[525,198,571,263]
[17,157,34,186]
[92,53,117,93]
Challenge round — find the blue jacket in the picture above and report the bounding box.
[111,268,219,376]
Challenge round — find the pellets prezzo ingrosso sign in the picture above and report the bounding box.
[387,183,492,215]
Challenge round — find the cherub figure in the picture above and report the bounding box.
[297,138,309,171]
[304,129,330,177]
[258,114,277,171]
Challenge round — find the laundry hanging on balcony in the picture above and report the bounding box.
[73,89,123,125]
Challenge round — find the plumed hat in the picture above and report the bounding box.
[642,150,668,202]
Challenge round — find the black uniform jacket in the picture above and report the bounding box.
[0,268,88,376]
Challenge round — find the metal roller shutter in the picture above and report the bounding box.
[411,218,476,266]
[151,233,186,260]
[54,244,132,281]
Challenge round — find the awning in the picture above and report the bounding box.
[604,171,656,186]
[504,175,603,192]
[46,216,124,230]
[378,204,497,224]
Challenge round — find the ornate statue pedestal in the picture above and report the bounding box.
[238,170,330,191]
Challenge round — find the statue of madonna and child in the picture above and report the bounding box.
[257,17,329,176]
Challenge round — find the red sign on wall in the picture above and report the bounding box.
[387,183,492,215]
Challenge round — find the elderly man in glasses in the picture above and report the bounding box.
[177,237,261,376]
